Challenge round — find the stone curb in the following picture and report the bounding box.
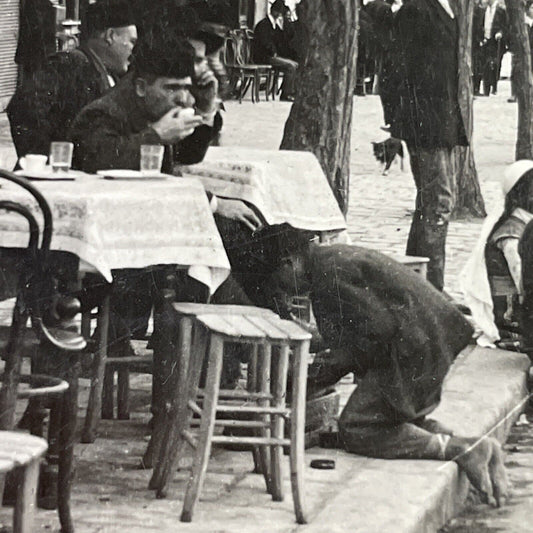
[294,346,530,533]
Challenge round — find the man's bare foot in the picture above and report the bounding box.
[452,437,495,505]
[488,439,509,507]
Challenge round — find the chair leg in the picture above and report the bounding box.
[101,366,114,420]
[238,71,245,104]
[82,294,110,443]
[180,333,224,523]
[13,459,40,533]
[257,344,272,494]
[289,339,310,524]
[270,345,289,502]
[117,367,130,420]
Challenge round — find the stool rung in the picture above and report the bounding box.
[215,405,290,415]
[182,430,198,449]
[189,419,270,428]
[188,400,203,416]
[198,389,274,401]
[212,436,290,446]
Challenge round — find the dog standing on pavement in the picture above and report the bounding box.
[372,137,404,175]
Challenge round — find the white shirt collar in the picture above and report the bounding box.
[268,13,283,29]
[437,0,455,19]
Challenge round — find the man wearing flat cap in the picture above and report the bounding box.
[7,0,138,159]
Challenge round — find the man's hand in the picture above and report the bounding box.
[215,198,262,231]
[495,32,503,41]
[151,107,204,143]
[191,69,219,115]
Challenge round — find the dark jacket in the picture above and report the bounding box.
[475,4,507,43]
[389,0,468,149]
[309,244,473,421]
[252,17,283,63]
[69,74,222,174]
[7,46,113,158]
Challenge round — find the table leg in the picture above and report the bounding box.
[57,354,79,533]
[81,294,110,443]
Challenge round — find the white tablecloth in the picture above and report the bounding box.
[182,147,347,232]
[0,174,230,294]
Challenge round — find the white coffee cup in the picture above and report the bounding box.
[179,107,196,119]
[19,154,48,173]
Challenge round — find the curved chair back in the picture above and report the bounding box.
[0,169,85,429]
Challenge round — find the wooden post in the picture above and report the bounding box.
[453,0,486,218]
[505,0,533,160]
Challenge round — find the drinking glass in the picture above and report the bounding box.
[49,142,74,173]
[140,145,165,175]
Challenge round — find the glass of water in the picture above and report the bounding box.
[140,145,165,175]
[49,142,74,173]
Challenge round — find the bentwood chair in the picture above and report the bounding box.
[223,29,272,103]
[0,169,86,533]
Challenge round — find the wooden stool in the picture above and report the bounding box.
[0,431,48,533]
[149,303,311,524]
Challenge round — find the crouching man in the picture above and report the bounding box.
[262,242,508,506]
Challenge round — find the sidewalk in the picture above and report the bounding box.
[0,80,530,532]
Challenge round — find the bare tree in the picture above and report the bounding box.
[279,0,359,216]
[454,0,486,218]
[505,0,533,160]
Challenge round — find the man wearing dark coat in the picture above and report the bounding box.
[476,0,507,96]
[473,1,487,96]
[7,0,138,159]
[258,242,508,507]
[252,0,298,101]
[389,0,468,292]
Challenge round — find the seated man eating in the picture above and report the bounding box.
[253,238,508,507]
[69,35,261,356]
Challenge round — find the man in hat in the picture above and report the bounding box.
[253,0,299,101]
[7,0,139,158]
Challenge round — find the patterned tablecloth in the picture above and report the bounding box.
[0,174,230,294]
[181,147,347,232]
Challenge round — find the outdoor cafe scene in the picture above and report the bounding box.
[0,0,531,532]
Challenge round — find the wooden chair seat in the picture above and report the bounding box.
[148,303,311,524]
[0,431,48,533]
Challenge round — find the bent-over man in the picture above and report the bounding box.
[257,242,508,506]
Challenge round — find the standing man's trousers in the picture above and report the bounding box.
[406,145,456,292]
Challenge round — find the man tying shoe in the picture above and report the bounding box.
[253,240,509,507]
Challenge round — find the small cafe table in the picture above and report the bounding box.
[181,147,348,235]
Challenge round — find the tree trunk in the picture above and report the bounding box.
[505,0,533,160]
[279,0,359,216]
[453,0,486,218]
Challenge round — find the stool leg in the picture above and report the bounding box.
[290,340,310,524]
[181,333,224,523]
[270,345,289,502]
[247,345,262,474]
[101,367,114,420]
[13,458,40,533]
[150,316,193,491]
[257,344,272,494]
[117,367,130,420]
[82,294,110,443]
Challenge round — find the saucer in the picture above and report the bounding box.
[15,168,76,180]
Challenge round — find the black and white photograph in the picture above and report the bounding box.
[0,0,532,531]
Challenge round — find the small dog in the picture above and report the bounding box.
[372,137,404,175]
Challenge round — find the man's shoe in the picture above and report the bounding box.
[508,97,517,103]
[280,94,295,102]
